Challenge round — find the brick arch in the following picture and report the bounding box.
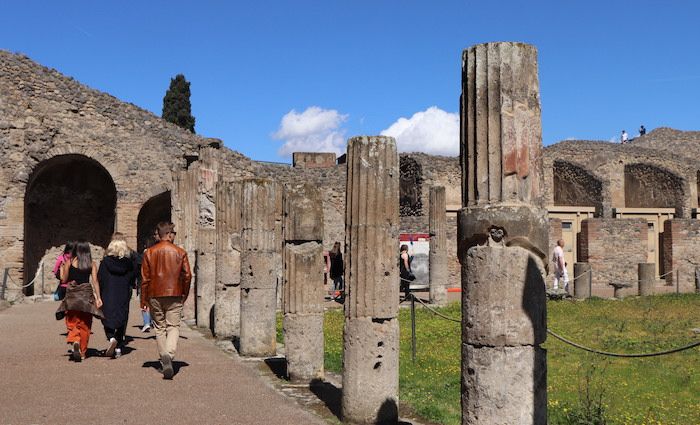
[553,160,603,212]
[624,163,685,215]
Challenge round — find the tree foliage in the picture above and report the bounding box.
[162,74,195,133]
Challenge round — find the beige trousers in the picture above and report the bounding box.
[149,297,183,359]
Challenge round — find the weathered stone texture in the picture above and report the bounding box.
[283,183,323,242]
[283,313,324,382]
[638,263,655,296]
[463,246,546,346]
[462,42,543,207]
[429,186,448,305]
[239,286,277,357]
[344,136,400,320]
[461,344,547,425]
[578,218,647,297]
[292,152,336,169]
[342,317,399,425]
[573,263,592,299]
[662,219,700,292]
[214,180,242,339]
[241,179,281,252]
[195,228,216,329]
[283,242,324,315]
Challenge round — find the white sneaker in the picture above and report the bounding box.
[114,348,122,358]
[141,324,151,333]
[105,337,117,357]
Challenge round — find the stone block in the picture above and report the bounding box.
[342,317,399,425]
[283,313,324,382]
[463,245,546,346]
[195,228,216,330]
[239,286,277,357]
[240,252,277,290]
[462,344,547,425]
[241,179,281,252]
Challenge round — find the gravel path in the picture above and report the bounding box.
[0,299,326,425]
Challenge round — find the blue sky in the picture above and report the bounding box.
[2,1,699,162]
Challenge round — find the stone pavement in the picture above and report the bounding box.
[0,299,326,425]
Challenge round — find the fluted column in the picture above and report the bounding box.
[459,42,548,425]
[214,180,242,339]
[429,186,448,305]
[195,147,219,331]
[341,136,400,425]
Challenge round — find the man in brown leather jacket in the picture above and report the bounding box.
[141,221,192,379]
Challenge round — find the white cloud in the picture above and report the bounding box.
[273,106,348,157]
[380,106,459,156]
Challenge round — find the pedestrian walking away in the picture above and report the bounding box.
[98,237,135,358]
[52,241,74,301]
[56,241,104,362]
[328,241,344,300]
[141,221,192,379]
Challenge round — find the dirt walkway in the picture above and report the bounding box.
[0,299,326,425]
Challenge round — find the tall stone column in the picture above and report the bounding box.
[172,167,199,322]
[215,180,243,340]
[341,136,400,425]
[459,42,548,425]
[195,147,219,331]
[283,183,325,382]
[429,186,448,305]
[239,178,281,357]
[638,263,654,296]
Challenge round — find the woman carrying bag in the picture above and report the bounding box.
[56,241,104,362]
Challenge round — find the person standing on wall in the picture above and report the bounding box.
[328,242,344,300]
[141,221,192,379]
[621,130,629,144]
[552,239,570,293]
[56,241,104,362]
[639,125,646,136]
[98,237,135,358]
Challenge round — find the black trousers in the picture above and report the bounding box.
[103,324,127,347]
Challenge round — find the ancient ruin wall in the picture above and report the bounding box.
[662,219,700,292]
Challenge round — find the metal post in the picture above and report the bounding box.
[410,292,416,363]
[676,269,680,294]
[41,262,45,299]
[1,268,8,301]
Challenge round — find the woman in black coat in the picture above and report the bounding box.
[98,239,135,358]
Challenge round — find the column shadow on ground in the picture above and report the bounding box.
[309,379,342,420]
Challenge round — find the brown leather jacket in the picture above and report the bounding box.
[141,241,192,307]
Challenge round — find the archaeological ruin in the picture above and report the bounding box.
[2,39,700,424]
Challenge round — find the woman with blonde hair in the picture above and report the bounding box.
[98,238,135,358]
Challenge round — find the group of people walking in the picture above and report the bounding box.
[54,222,191,380]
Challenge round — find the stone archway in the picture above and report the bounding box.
[624,163,685,216]
[23,154,117,294]
[553,160,603,212]
[136,191,171,253]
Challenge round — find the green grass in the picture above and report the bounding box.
[278,294,700,425]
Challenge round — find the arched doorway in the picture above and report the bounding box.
[136,191,171,253]
[23,154,117,294]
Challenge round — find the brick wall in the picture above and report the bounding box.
[662,219,700,292]
[579,218,647,297]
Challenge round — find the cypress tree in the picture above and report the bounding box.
[162,74,196,133]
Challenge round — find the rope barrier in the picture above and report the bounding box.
[3,261,45,290]
[547,329,700,358]
[411,294,461,323]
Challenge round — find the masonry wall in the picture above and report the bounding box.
[579,218,647,297]
[662,219,700,292]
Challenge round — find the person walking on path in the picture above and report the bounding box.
[98,238,135,358]
[552,239,569,293]
[399,244,415,297]
[138,230,160,332]
[56,241,104,362]
[141,222,192,379]
[328,241,344,299]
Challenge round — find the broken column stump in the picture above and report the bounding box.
[459,41,548,425]
[638,263,654,296]
[341,136,400,425]
[283,183,325,383]
[239,178,281,357]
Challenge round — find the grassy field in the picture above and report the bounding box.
[278,294,700,425]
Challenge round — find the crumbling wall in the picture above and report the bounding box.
[553,160,603,212]
[625,163,685,215]
[662,219,700,292]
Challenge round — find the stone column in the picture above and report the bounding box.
[172,167,199,321]
[195,147,219,330]
[283,183,325,382]
[239,178,281,357]
[459,42,547,425]
[214,180,243,340]
[429,186,448,305]
[341,136,400,425]
[574,262,592,299]
[638,263,655,296]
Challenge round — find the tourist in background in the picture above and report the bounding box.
[139,229,160,333]
[621,130,629,144]
[52,241,74,301]
[141,222,192,379]
[639,125,646,136]
[552,239,569,293]
[98,237,135,358]
[399,244,415,296]
[56,241,103,362]
[328,241,344,300]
